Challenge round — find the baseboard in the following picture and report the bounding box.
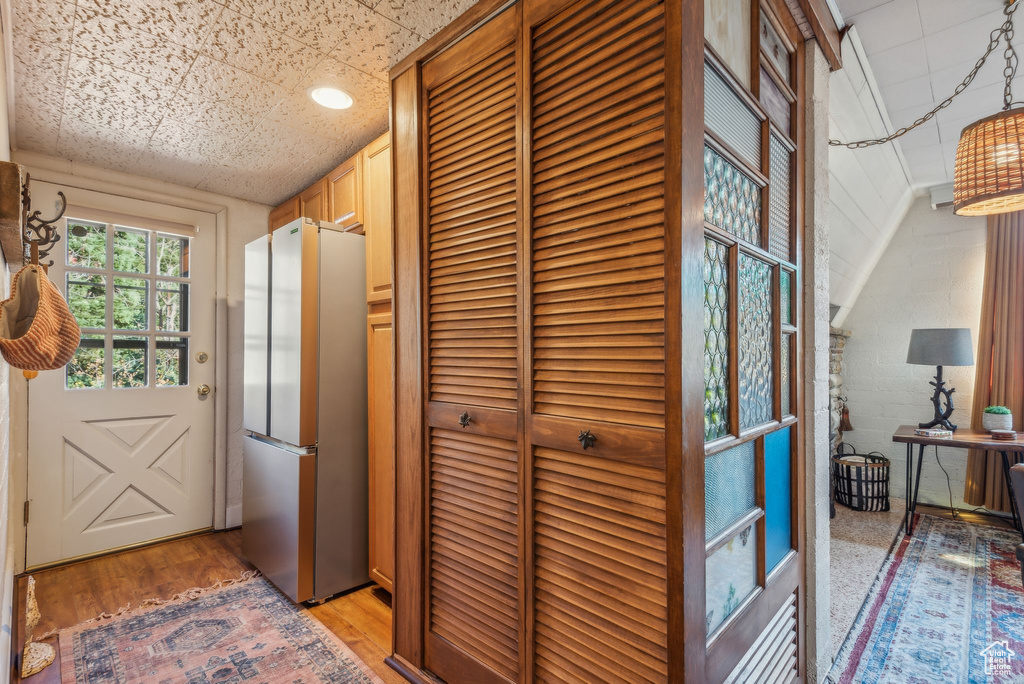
[225,505,242,529]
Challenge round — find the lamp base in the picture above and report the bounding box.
[919,365,958,432]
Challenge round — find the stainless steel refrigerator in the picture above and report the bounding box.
[242,217,368,603]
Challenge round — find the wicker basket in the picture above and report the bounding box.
[832,443,890,512]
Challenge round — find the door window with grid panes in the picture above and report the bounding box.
[64,217,191,390]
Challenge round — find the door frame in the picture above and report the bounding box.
[10,162,230,574]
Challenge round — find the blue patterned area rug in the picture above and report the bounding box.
[58,575,384,684]
[829,514,1024,684]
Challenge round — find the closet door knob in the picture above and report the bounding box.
[577,429,596,450]
[458,411,471,428]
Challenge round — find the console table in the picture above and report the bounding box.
[892,425,1024,538]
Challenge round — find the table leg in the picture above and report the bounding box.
[903,443,911,534]
[1000,451,1022,538]
[909,444,925,536]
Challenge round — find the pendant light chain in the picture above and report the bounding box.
[830,0,1021,149]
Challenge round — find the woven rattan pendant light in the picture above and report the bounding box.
[954,1,1024,216]
[831,0,1024,217]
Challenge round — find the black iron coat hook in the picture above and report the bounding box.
[21,173,66,267]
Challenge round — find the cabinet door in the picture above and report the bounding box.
[422,8,521,684]
[269,196,299,232]
[525,0,670,681]
[367,308,394,592]
[299,179,328,223]
[329,154,363,231]
[363,133,392,304]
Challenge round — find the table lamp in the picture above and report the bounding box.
[906,328,974,431]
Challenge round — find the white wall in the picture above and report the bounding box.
[7,151,269,570]
[843,196,986,509]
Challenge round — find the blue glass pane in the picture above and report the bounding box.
[765,427,792,572]
[705,441,756,541]
[706,523,757,637]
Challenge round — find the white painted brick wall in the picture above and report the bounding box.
[842,196,986,511]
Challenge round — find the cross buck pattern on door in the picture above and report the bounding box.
[64,217,191,391]
[60,218,195,544]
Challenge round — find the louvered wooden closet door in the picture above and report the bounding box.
[421,8,522,684]
[526,0,669,682]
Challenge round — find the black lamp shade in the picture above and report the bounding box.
[906,328,974,367]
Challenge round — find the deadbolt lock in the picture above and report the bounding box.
[196,352,209,363]
[197,384,212,396]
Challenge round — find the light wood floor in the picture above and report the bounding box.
[16,530,405,684]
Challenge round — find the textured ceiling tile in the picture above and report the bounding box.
[203,8,325,89]
[149,117,252,160]
[271,58,389,139]
[73,6,197,85]
[226,0,327,44]
[75,0,225,50]
[62,89,163,138]
[10,0,74,80]
[57,120,148,171]
[14,108,61,155]
[309,3,421,80]
[374,0,477,40]
[179,56,290,117]
[132,149,215,188]
[162,88,263,139]
[65,55,176,113]
[195,165,288,203]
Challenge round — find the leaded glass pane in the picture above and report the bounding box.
[760,15,791,82]
[780,269,792,325]
[706,523,758,637]
[705,62,762,167]
[760,69,791,133]
[781,333,791,416]
[705,441,755,541]
[739,255,773,429]
[765,427,793,572]
[705,238,729,441]
[769,134,791,261]
[704,146,762,246]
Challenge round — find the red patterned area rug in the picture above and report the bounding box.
[57,575,384,684]
[830,514,1024,683]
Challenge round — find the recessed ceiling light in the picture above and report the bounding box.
[308,86,353,110]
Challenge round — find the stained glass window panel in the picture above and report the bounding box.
[769,135,791,261]
[705,238,729,441]
[739,255,773,429]
[705,62,762,167]
[705,440,756,541]
[760,15,791,82]
[704,146,762,246]
[780,269,792,325]
[706,523,758,637]
[781,333,791,416]
[765,427,793,572]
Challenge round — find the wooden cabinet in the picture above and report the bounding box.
[299,179,328,223]
[363,134,392,303]
[268,196,299,232]
[328,154,363,231]
[366,310,394,592]
[391,0,807,683]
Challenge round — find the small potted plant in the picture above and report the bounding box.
[982,405,1013,432]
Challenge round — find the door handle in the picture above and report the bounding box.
[197,384,212,397]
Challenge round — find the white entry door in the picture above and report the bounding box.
[26,183,216,568]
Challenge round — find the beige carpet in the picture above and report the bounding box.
[829,498,906,657]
